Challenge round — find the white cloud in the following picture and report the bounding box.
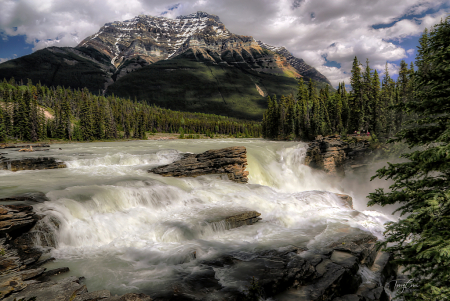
[407,48,415,56]
[0,0,448,87]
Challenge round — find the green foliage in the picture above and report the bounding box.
[368,17,450,300]
[244,277,264,301]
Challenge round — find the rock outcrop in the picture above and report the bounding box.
[304,135,371,176]
[206,210,261,229]
[149,146,249,183]
[0,157,67,171]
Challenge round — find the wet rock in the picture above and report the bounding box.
[0,205,39,236]
[104,293,152,301]
[0,192,50,204]
[74,289,111,301]
[35,267,70,282]
[333,295,363,301]
[149,146,249,183]
[10,232,44,267]
[206,210,261,230]
[326,233,378,266]
[335,194,353,209]
[359,286,389,301]
[330,250,359,273]
[0,157,67,171]
[3,276,87,301]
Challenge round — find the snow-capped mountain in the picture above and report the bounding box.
[78,12,255,67]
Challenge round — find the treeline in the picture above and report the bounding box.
[0,80,262,142]
[262,58,414,140]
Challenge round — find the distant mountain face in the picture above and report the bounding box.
[257,41,331,86]
[77,11,303,82]
[0,11,332,120]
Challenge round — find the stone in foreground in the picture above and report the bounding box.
[149,146,249,183]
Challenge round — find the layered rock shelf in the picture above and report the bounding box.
[304,135,371,176]
[149,146,249,183]
[0,157,67,171]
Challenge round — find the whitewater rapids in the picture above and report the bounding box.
[0,139,394,296]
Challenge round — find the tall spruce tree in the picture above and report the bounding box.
[368,17,450,300]
[350,57,363,132]
[0,103,6,142]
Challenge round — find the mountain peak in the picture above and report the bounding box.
[177,11,221,22]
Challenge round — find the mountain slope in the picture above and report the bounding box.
[107,51,299,120]
[257,41,332,86]
[0,46,114,92]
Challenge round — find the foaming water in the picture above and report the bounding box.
[1,139,394,295]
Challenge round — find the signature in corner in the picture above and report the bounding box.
[386,279,419,293]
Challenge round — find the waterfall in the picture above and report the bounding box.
[1,139,394,295]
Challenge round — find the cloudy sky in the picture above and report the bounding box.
[0,0,449,86]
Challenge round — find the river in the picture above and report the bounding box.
[0,139,394,296]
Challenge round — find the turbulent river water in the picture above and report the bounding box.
[0,139,395,296]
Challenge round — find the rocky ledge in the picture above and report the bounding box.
[304,135,371,176]
[149,146,249,183]
[0,157,67,171]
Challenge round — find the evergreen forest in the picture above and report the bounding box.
[0,80,262,143]
[262,58,414,140]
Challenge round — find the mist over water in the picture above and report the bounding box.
[0,139,396,295]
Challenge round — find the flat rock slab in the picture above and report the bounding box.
[205,210,262,230]
[0,157,67,171]
[149,146,249,183]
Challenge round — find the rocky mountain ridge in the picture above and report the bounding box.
[77,11,308,83]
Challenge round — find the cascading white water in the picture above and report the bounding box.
[0,139,395,296]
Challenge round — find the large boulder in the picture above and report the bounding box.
[149,146,249,183]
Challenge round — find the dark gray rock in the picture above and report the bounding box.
[333,295,363,301]
[3,275,86,301]
[149,146,249,183]
[326,233,378,266]
[104,293,152,301]
[74,289,111,301]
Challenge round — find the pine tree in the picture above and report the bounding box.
[371,70,381,134]
[368,17,450,300]
[349,57,363,132]
[79,90,94,141]
[0,103,6,142]
[296,78,309,139]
